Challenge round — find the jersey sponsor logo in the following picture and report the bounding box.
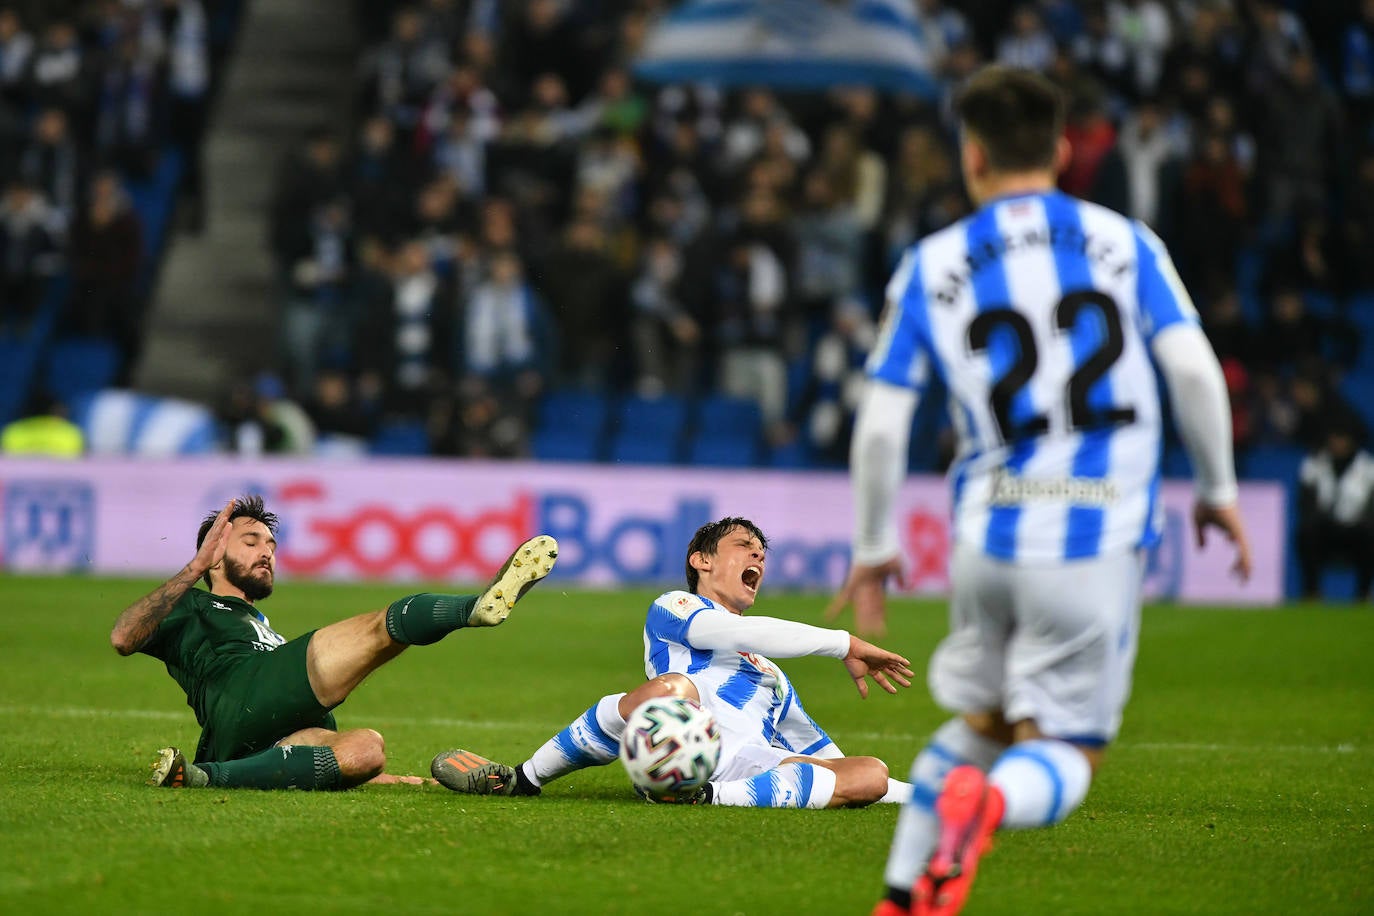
[989,470,1121,507]
[1,480,95,571]
[248,617,286,652]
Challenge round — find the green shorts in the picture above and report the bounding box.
[194,630,338,764]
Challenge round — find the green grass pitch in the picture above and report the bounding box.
[0,575,1370,915]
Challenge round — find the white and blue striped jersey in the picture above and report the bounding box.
[642,590,837,757]
[868,191,1197,562]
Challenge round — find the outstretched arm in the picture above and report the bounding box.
[826,380,918,637]
[110,499,235,655]
[684,613,913,698]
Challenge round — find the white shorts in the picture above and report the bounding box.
[928,545,1144,745]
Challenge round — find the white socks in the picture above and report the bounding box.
[883,719,1007,890]
[989,738,1092,829]
[711,762,837,808]
[523,693,627,787]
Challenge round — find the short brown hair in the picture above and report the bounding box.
[196,494,279,587]
[954,65,1065,172]
[684,517,767,593]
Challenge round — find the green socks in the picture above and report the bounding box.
[384,593,479,645]
[202,745,342,790]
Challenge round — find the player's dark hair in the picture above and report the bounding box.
[954,65,1065,172]
[196,495,279,587]
[684,517,768,593]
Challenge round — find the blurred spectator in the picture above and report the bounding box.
[1176,129,1249,294]
[31,19,87,119]
[1072,2,1132,104]
[270,126,343,251]
[304,367,375,456]
[1200,284,1256,368]
[95,30,166,180]
[280,196,355,396]
[799,296,876,466]
[1108,0,1171,98]
[537,217,626,390]
[0,8,34,112]
[460,246,544,400]
[816,122,886,234]
[498,0,585,102]
[357,5,449,133]
[882,123,958,260]
[1113,97,1180,234]
[0,391,83,457]
[358,238,454,417]
[630,234,700,396]
[1344,0,1374,144]
[219,373,316,456]
[1260,52,1344,239]
[1342,149,1374,290]
[346,114,412,243]
[1254,288,1348,376]
[706,193,796,442]
[66,170,143,375]
[20,108,81,223]
[793,167,864,320]
[1060,88,1117,198]
[1296,419,1374,600]
[722,88,810,174]
[997,5,1055,73]
[0,178,64,332]
[155,0,212,233]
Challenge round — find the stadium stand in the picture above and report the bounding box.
[4,1,1373,598]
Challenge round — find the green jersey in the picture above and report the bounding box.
[140,589,288,725]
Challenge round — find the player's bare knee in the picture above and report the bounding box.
[852,757,891,804]
[619,674,698,718]
[337,728,386,778]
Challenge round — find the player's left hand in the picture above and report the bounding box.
[1193,501,1253,582]
[825,558,907,638]
[842,635,914,699]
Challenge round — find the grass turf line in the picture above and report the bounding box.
[0,576,1369,914]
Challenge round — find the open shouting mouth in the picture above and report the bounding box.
[742,565,762,592]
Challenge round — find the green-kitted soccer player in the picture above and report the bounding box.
[110,494,557,790]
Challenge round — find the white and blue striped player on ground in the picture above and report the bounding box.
[432,517,917,808]
[825,66,1255,915]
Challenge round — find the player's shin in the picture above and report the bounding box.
[200,745,344,790]
[523,693,627,787]
[987,738,1092,829]
[883,719,1006,892]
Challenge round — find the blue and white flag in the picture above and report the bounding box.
[634,0,939,97]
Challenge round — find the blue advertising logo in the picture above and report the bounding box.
[2,480,95,570]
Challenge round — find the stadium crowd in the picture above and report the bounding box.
[2,0,1373,472]
[0,0,218,377]
[255,0,1374,465]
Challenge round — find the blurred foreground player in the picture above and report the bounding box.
[111,494,557,790]
[827,66,1254,914]
[434,517,916,808]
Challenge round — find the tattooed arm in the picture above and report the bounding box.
[110,499,235,655]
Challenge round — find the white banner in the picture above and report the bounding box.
[0,456,1285,604]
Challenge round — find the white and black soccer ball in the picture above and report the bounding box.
[619,696,722,801]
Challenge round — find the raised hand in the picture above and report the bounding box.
[191,499,237,578]
[824,557,906,638]
[841,635,914,699]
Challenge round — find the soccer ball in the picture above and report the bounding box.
[619,696,722,801]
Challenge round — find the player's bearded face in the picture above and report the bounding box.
[223,552,274,601]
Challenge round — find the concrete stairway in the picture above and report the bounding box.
[134,0,356,403]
